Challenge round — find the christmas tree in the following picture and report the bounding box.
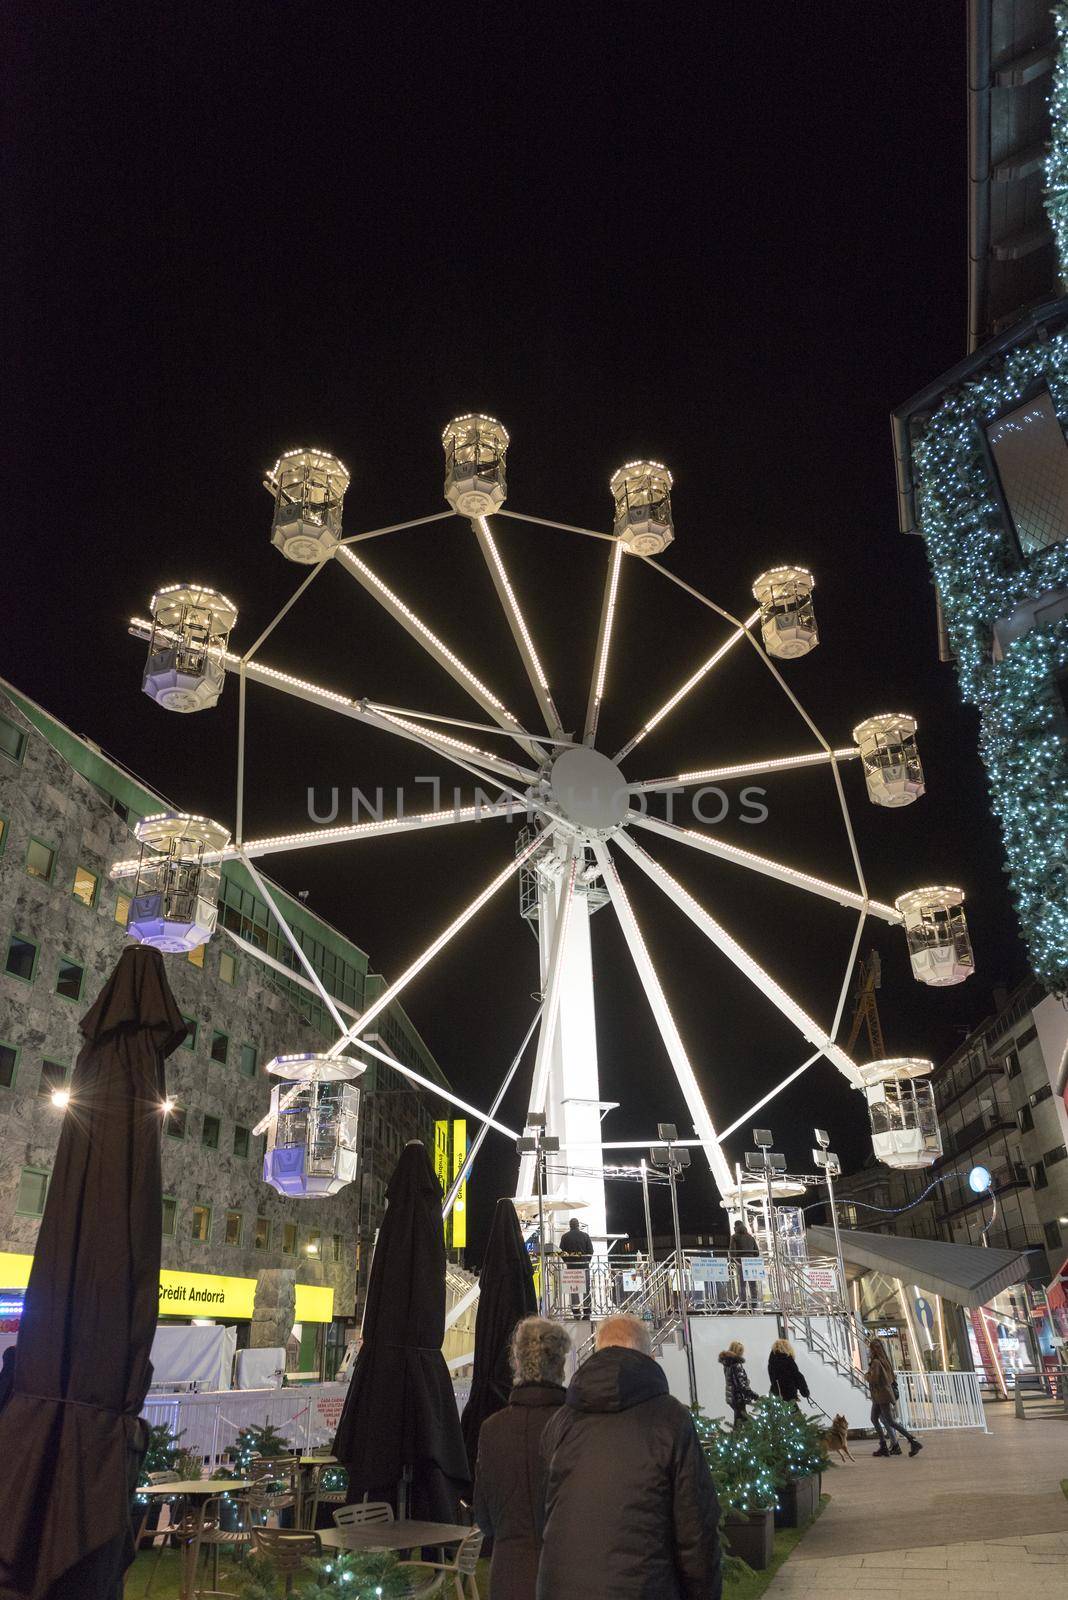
[239,1549,411,1599]
[746,1397,827,1489]
[693,1409,777,1513]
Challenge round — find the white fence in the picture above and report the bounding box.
[142,1383,350,1469]
[895,1369,988,1432]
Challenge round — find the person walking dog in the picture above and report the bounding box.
[719,1340,760,1428]
[767,1339,809,1405]
[473,1316,571,1599]
[866,1335,922,1458]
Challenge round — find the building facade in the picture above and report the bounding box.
[0,678,455,1370]
[892,0,1068,994]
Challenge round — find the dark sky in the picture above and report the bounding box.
[7,2,1026,1254]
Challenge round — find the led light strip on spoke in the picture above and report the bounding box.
[614,831,863,1089]
[614,610,760,762]
[632,746,860,792]
[517,844,580,1200]
[631,812,901,923]
[585,539,623,744]
[474,515,564,737]
[325,830,545,1059]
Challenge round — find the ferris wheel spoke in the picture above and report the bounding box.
[584,539,624,746]
[590,839,735,1195]
[612,830,863,1088]
[473,515,565,739]
[630,746,861,793]
[324,829,546,1060]
[517,842,581,1200]
[444,1004,543,1219]
[613,610,761,763]
[335,546,547,763]
[630,813,900,922]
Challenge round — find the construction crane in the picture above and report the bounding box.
[845,950,886,1060]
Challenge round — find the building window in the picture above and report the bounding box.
[71,866,99,909]
[5,935,38,982]
[239,1043,257,1078]
[25,839,55,881]
[233,1123,250,1158]
[38,1059,67,1097]
[114,893,131,927]
[0,1042,19,1088]
[0,817,6,854]
[164,1104,187,1139]
[986,389,1068,558]
[210,1031,229,1065]
[0,716,26,763]
[55,959,84,1002]
[191,1204,212,1242]
[224,1211,242,1246]
[1031,1161,1049,1191]
[162,1196,177,1237]
[1044,1219,1062,1251]
[219,950,237,985]
[1017,1024,1039,1049]
[282,1222,297,1255]
[332,1232,342,1263]
[254,1216,270,1250]
[1003,1050,1020,1079]
[201,1113,220,1150]
[1018,1105,1034,1134]
[16,1168,48,1216]
[1044,1145,1068,1168]
[188,943,205,969]
[1029,1085,1053,1108]
[181,1016,197,1051]
[305,1230,321,1257]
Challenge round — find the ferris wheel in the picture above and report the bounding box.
[112,419,976,1236]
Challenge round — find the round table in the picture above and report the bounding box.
[141,1480,252,1599]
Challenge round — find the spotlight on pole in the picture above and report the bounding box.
[51,1088,70,1110]
[968,1165,992,1194]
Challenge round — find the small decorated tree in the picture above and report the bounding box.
[227,1419,293,1473]
[745,1397,827,1489]
[693,1410,776,1514]
[239,1549,411,1599]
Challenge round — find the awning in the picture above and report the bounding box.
[1047,1257,1068,1313]
[808,1226,1035,1308]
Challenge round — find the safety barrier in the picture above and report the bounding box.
[142,1382,349,1469]
[895,1369,988,1432]
[542,1251,847,1323]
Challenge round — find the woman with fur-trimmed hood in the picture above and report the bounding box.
[720,1340,760,1428]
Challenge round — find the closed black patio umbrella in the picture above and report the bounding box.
[0,945,186,1600]
[333,1140,470,1521]
[459,1197,536,1474]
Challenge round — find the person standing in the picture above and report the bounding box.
[866,1335,923,1458]
[727,1219,760,1306]
[767,1339,809,1405]
[719,1340,760,1428]
[558,1216,593,1318]
[537,1314,721,1599]
[473,1317,571,1600]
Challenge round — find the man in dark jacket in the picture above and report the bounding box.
[558,1217,593,1317]
[537,1314,721,1599]
[727,1219,760,1306]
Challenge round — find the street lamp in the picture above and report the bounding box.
[969,1164,997,1247]
[813,1128,860,1360]
[746,1128,789,1333]
[517,1113,559,1315]
[650,1123,697,1407]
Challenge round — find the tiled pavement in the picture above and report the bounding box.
[765,1407,1068,1598]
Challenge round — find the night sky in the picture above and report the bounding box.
[8,2,1025,1255]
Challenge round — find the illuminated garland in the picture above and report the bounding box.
[912,334,1068,991]
[1048,4,1068,284]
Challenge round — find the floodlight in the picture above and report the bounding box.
[675,1148,691,1168]
[745,1152,765,1172]
[527,1111,546,1129]
[752,1127,773,1148]
[657,1122,678,1141]
[769,1153,787,1172]
[516,1136,537,1153]
[650,1145,670,1166]
[814,1128,830,1148]
[542,1135,560,1152]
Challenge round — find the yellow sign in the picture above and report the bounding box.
[0,1254,334,1323]
[451,1119,468,1250]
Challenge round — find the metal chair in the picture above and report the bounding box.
[304,1460,348,1529]
[251,1528,322,1594]
[133,1473,181,1597]
[332,1500,395,1526]
[195,1494,254,1597]
[400,1530,483,1600]
[247,1455,301,1523]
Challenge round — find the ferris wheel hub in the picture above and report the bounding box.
[549,746,629,835]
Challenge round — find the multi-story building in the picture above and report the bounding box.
[831,980,1068,1278]
[0,677,455,1373]
[891,0,1068,994]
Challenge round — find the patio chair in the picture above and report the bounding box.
[398,1529,483,1600]
[333,1500,395,1526]
[251,1528,322,1594]
[247,1455,301,1526]
[303,1460,348,1529]
[195,1494,254,1597]
[134,1473,181,1597]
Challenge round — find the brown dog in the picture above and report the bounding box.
[822,1414,855,1462]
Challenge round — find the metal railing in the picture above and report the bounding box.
[543,1251,849,1324]
[896,1369,988,1432]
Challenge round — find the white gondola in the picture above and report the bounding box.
[127,813,230,952]
[859,1058,942,1169]
[895,885,974,986]
[442,414,510,517]
[141,584,238,713]
[853,713,925,808]
[264,447,350,563]
[751,566,818,659]
[261,1052,365,1199]
[609,460,674,555]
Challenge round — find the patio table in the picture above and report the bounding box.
[141,1479,252,1599]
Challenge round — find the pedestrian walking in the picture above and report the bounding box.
[727,1219,760,1306]
[537,1313,721,1599]
[865,1335,923,1458]
[473,1316,571,1600]
[719,1340,760,1428]
[767,1338,810,1404]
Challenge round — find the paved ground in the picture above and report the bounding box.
[766,1406,1068,1598]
